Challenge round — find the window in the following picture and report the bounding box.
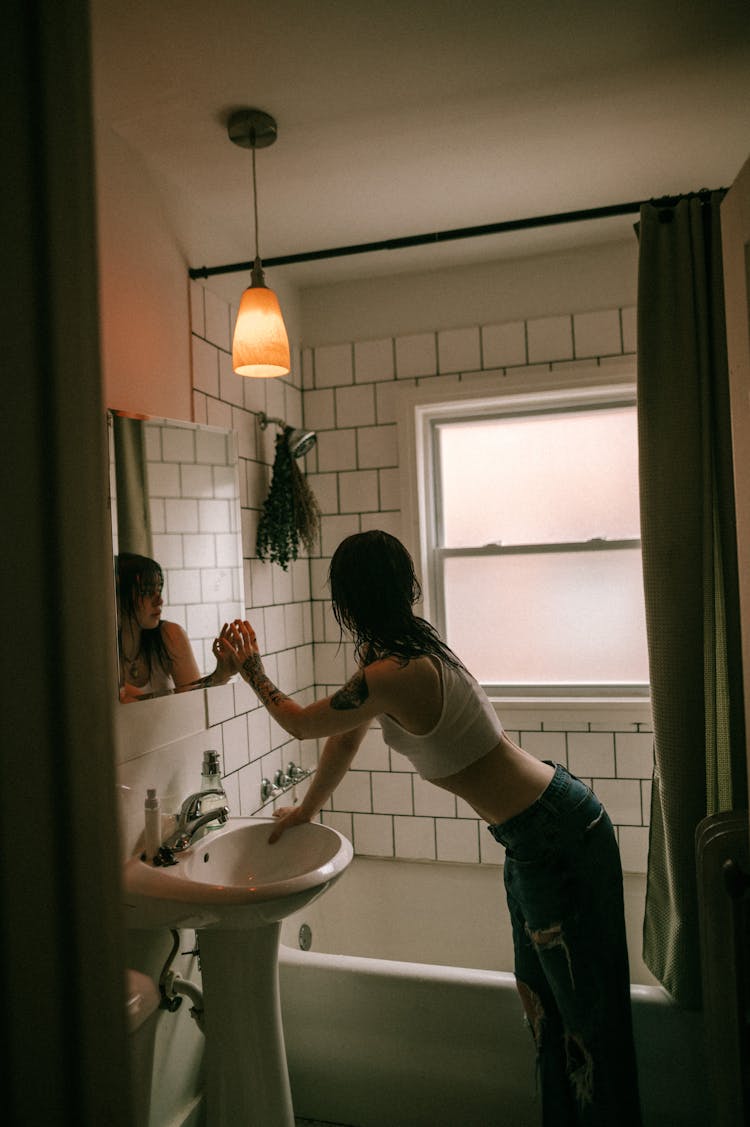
[424,390,649,698]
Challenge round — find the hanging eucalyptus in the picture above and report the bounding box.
[256,427,321,570]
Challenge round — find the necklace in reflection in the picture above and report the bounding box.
[121,648,142,681]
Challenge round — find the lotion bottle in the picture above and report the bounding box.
[144,788,161,863]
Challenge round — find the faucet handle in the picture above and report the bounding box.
[260,777,280,802]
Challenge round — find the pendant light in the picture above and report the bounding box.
[228,108,290,378]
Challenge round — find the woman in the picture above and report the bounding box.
[221,530,642,1126]
[116,552,234,700]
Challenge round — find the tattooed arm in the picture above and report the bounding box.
[330,669,370,711]
[241,651,292,710]
[220,619,396,740]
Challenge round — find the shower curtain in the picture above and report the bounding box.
[112,414,153,559]
[637,191,747,1008]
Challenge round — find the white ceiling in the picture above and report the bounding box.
[90,0,750,298]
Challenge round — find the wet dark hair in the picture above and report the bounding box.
[115,552,172,676]
[328,530,463,669]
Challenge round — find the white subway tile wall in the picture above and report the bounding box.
[395,332,437,378]
[481,320,527,368]
[190,281,652,872]
[353,337,395,383]
[394,815,436,861]
[146,418,243,670]
[572,309,623,358]
[437,326,481,374]
[526,314,574,364]
[190,282,318,825]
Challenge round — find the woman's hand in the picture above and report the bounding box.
[217,619,262,671]
[212,622,241,678]
[212,619,263,678]
[119,683,144,703]
[268,804,312,844]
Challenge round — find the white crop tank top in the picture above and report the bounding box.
[377,659,503,780]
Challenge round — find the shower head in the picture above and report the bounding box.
[286,427,317,459]
[258,412,317,459]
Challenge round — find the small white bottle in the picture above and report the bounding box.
[144,788,161,863]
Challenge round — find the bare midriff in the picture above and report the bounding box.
[430,733,556,826]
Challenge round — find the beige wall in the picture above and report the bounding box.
[299,238,638,346]
[95,126,193,420]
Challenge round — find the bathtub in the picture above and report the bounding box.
[279,856,708,1127]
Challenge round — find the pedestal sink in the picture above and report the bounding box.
[123,817,353,1126]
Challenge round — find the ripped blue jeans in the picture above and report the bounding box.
[488,764,642,1126]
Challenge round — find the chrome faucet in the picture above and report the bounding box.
[155,789,229,865]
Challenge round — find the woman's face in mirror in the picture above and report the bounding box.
[133,580,163,631]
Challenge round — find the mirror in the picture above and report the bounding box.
[109,411,245,702]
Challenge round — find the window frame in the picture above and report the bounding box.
[395,363,651,704]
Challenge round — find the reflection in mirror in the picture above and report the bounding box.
[109,412,245,702]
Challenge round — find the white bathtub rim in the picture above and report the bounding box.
[279,942,678,1008]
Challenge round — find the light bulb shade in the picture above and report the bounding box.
[232,284,290,378]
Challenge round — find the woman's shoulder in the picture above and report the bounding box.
[365,653,426,672]
[159,619,195,660]
[159,619,201,685]
[160,619,190,644]
[364,654,440,690]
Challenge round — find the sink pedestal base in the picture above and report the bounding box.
[199,923,294,1127]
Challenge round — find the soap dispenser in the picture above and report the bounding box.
[199,750,227,828]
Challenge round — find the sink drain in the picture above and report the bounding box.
[298,923,312,951]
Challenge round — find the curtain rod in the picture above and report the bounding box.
[188,199,647,280]
[188,191,724,280]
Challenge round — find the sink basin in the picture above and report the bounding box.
[123,816,353,1125]
[123,817,353,930]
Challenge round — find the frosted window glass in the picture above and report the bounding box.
[443,549,649,686]
[438,406,639,547]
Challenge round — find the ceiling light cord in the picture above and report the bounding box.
[251,140,260,263]
[248,125,266,288]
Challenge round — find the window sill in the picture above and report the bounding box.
[489,695,653,728]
